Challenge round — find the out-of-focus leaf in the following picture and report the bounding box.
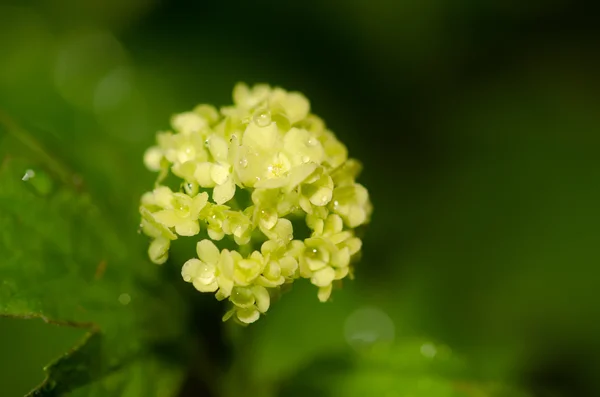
[0,122,187,395]
[0,317,85,396]
[276,340,530,397]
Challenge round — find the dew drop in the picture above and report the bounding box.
[253,108,272,127]
[183,182,198,196]
[198,263,215,279]
[301,156,310,163]
[307,138,318,147]
[22,169,35,181]
[239,158,248,168]
[22,168,54,196]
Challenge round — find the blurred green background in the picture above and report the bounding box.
[1,0,600,396]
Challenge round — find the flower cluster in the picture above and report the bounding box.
[140,83,372,323]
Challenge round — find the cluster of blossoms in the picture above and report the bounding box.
[140,83,372,324]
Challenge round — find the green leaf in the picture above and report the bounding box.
[27,327,102,396]
[0,123,187,395]
[276,340,530,397]
[0,317,85,396]
[223,280,530,397]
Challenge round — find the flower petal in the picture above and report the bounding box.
[332,247,350,268]
[317,284,333,302]
[211,163,230,186]
[194,162,216,187]
[208,228,225,240]
[261,218,293,242]
[209,134,229,162]
[242,122,279,152]
[218,249,235,278]
[286,163,317,190]
[281,92,310,124]
[192,279,218,293]
[143,146,163,171]
[279,256,298,278]
[148,237,170,265]
[213,177,236,204]
[181,258,202,281]
[231,287,256,308]
[197,239,220,264]
[311,266,335,287]
[237,308,260,324]
[216,276,233,301]
[324,214,343,235]
[153,210,180,228]
[252,285,270,313]
[175,220,200,236]
[345,237,362,255]
[171,111,207,135]
[191,192,209,215]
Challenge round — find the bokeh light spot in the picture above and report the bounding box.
[54,31,129,111]
[344,306,395,349]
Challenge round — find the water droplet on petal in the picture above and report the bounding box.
[307,138,318,147]
[253,108,272,127]
[239,158,248,168]
[301,156,310,163]
[183,182,199,196]
[198,262,215,279]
